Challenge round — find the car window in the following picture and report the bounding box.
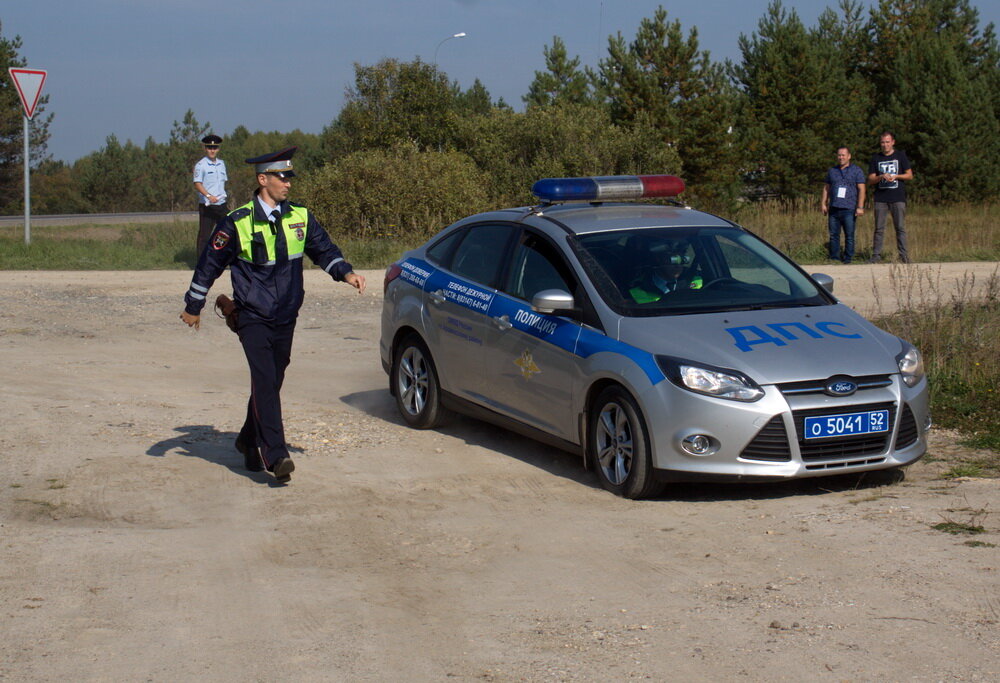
[715,235,792,295]
[448,224,512,287]
[503,232,574,302]
[574,226,829,316]
[425,228,464,266]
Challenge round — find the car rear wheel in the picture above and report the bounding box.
[392,335,447,429]
[588,386,661,499]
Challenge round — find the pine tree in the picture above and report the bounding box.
[868,0,1000,200]
[731,1,870,198]
[524,37,593,107]
[596,6,740,199]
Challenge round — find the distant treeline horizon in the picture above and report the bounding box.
[2,0,998,238]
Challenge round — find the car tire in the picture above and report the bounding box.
[588,386,662,499]
[392,334,447,429]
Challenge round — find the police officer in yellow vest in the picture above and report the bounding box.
[180,147,366,483]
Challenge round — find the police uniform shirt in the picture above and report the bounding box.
[193,156,228,205]
[183,195,353,325]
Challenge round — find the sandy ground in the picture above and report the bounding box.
[0,262,997,681]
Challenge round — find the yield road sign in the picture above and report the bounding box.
[8,68,47,119]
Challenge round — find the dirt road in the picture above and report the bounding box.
[1,263,997,681]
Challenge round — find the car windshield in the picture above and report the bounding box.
[572,226,831,316]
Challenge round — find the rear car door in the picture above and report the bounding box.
[422,223,513,405]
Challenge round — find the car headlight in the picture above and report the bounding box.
[657,356,764,402]
[896,339,925,387]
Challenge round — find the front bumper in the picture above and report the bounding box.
[639,374,929,480]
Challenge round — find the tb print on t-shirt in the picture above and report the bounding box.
[877,159,900,189]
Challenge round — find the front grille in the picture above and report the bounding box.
[740,415,792,461]
[778,374,893,396]
[895,403,919,449]
[793,402,896,461]
[805,457,886,471]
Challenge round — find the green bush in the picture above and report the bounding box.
[455,104,683,207]
[296,142,491,242]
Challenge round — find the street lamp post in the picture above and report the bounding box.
[433,32,466,63]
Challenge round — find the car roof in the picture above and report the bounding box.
[535,203,734,234]
[451,203,735,236]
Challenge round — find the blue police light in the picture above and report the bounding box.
[531,175,685,203]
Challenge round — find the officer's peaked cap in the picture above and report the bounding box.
[246,147,297,178]
[201,134,223,145]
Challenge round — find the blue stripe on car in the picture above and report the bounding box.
[401,258,666,385]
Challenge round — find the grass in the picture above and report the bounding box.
[932,521,986,534]
[871,265,1000,463]
[0,221,418,271]
[2,200,999,269]
[726,199,1000,264]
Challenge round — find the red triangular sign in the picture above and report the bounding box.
[8,68,47,119]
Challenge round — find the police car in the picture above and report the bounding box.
[379,176,929,498]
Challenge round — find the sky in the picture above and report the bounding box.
[5,0,999,163]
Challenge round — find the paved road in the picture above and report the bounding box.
[0,211,196,226]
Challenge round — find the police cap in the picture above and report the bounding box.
[245,147,297,178]
[201,134,223,146]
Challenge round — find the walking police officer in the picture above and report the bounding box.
[180,147,366,483]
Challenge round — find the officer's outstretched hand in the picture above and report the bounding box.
[180,311,201,330]
[345,272,366,294]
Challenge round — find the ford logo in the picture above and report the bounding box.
[825,378,858,396]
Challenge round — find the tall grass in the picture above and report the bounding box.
[872,265,1000,456]
[1,201,998,269]
[722,199,1000,264]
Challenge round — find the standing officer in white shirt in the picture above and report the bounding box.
[193,134,228,256]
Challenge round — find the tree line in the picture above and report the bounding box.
[2,0,998,240]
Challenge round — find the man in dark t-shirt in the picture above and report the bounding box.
[867,131,914,263]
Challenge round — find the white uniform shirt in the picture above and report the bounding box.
[193,157,228,206]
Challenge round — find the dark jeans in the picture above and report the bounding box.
[827,207,856,262]
[196,203,229,256]
[237,318,296,470]
[873,201,908,262]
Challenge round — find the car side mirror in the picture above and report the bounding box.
[811,273,834,294]
[532,289,576,314]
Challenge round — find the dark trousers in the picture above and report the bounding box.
[197,203,229,256]
[827,207,856,262]
[873,201,908,262]
[237,319,296,470]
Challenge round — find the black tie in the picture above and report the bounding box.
[271,209,288,262]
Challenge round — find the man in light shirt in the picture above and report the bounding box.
[193,134,228,256]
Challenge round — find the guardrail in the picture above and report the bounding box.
[0,212,198,227]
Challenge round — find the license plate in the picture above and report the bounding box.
[804,410,890,439]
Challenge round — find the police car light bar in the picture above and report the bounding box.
[531,175,685,203]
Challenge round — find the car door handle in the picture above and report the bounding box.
[429,289,446,305]
[493,314,512,331]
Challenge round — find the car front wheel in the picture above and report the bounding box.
[392,335,447,429]
[588,386,661,499]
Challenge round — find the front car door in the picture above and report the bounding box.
[483,229,586,443]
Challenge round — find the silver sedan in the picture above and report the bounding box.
[380,176,929,498]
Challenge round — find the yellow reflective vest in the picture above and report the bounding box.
[232,200,309,265]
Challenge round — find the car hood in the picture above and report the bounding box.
[617,304,902,384]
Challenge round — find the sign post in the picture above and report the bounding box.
[8,68,48,245]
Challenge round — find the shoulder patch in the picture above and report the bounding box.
[211,230,231,250]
